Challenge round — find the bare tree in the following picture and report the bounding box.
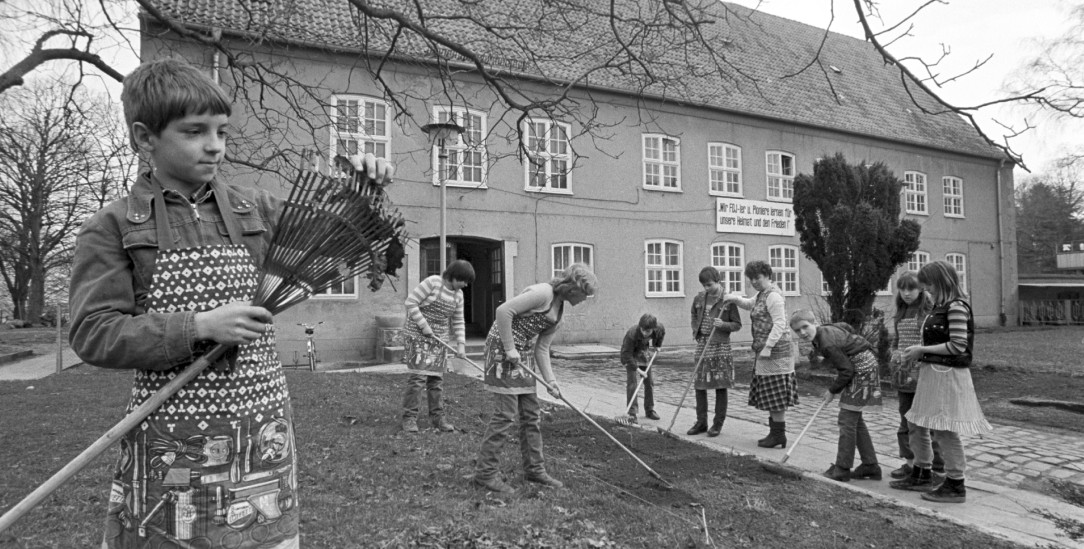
[2,0,1082,175]
[0,81,130,322]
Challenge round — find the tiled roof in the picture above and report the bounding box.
[147,0,1006,160]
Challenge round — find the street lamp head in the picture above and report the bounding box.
[421,121,466,145]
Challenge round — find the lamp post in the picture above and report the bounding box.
[421,121,466,273]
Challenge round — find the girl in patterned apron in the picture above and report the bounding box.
[891,261,991,504]
[472,264,597,493]
[68,59,394,549]
[400,260,474,433]
[725,260,797,449]
[790,310,883,482]
[686,266,742,437]
[887,271,944,480]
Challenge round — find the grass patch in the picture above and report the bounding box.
[974,326,1084,376]
[0,367,1023,548]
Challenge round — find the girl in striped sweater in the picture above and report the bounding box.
[890,260,991,503]
[400,260,475,433]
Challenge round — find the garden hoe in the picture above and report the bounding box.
[658,322,718,440]
[614,348,659,425]
[432,338,672,488]
[780,392,834,464]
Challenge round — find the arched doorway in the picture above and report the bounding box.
[418,236,504,337]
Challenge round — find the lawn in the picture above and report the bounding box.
[0,368,1023,549]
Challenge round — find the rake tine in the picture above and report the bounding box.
[431,338,671,487]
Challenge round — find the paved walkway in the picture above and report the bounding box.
[347,349,1084,549]
[0,348,82,381]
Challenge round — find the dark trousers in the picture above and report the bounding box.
[402,374,443,420]
[897,391,944,468]
[624,363,655,415]
[475,393,545,479]
[836,409,877,469]
[695,389,728,424]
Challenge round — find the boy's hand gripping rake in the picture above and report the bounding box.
[614,349,658,425]
[780,393,834,464]
[431,338,672,488]
[0,159,407,534]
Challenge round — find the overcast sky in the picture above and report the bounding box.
[729,0,1080,176]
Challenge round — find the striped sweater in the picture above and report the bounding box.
[404,275,466,344]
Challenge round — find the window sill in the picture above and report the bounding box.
[646,292,686,298]
[643,185,683,193]
[526,187,573,195]
[709,190,744,198]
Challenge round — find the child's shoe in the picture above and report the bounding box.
[525,472,564,489]
[889,464,912,479]
[645,410,661,420]
[472,475,512,493]
[822,464,851,482]
[402,418,419,433]
[686,421,708,435]
[852,463,883,481]
[432,416,455,432]
[921,477,966,503]
[889,466,934,492]
[707,420,724,437]
[757,420,787,448]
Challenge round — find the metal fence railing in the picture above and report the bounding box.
[1019,299,1084,325]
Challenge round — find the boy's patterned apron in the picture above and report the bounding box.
[838,350,883,412]
[694,306,734,390]
[104,184,298,548]
[402,293,455,376]
[892,315,922,391]
[482,308,558,395]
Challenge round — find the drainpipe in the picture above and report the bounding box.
[211,28,222,83]
[996,159,1007,325]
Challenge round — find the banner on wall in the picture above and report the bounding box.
[715,198,795,236]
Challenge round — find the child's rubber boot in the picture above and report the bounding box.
[757,419,786,448]
[889,466,934,492]
[921,477,966,503]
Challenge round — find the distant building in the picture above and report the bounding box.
[140,1,1017,361]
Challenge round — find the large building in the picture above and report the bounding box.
[140,0,1017,362]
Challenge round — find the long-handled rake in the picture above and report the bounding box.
[614,349,659,425]
[780,393,834,464]
[658,324,717,440]
[0,158,407,534]
[430,338,672,488]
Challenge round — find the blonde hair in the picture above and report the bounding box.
[551,263,597,297]
[788,309,817,327]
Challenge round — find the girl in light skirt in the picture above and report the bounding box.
[889,260,991,503]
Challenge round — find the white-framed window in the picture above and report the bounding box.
[907,251,930,273]
[552,243,593,279]
[642,134,681,191]
[943,176,964,218]
[904,171,928,215]
[711,242,744,293]
[431,106,487,187]
[946,253,968,294]
[769,245,799,295]
[525,119,572,193]
[766,151,795,201]
[708,143,742,196]
[312,276,358,298]
[645,239,683,297]
[330,95,390,164]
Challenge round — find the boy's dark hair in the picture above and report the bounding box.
[698,266,721,284]
[638,313,657,331]
[744,260,772,280]
[442,259,476,284]
[121,58,232,151]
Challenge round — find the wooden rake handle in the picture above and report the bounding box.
[0,344,231,534]
[623,349,659,417]
[780,393,834,464]
[431,338,671,486]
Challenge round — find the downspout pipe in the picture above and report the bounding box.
[996,159,1007,326]
[211,28,222,83]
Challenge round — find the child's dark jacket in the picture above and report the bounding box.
[690,291,741,344]
[620,323,666,367]
[68,173,281,371]
[812,323,873,394]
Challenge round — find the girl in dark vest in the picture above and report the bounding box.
[889,261,991,503]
